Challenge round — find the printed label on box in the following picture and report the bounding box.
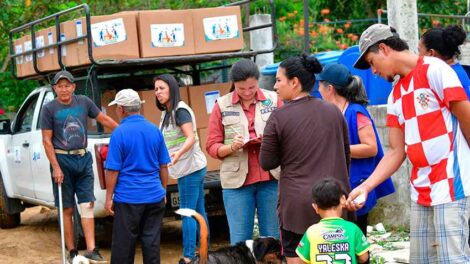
[60,34,67,56]
[76,20,84,45]
[204,90,220,114]
[24,40,32,62]
[36,36,45,58]
[48,32,54,54]
[15,44,23,64]
[203,15,239,41]
[91,18,127,47]
[151,23,185,48]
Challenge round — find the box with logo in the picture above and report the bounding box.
[187,82,232,129]
[61,13,140,67]
[197,127,221,172]
[137,10,195,58]
[191,6,243,54]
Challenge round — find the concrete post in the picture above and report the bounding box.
[250,14,275,90]
[386,0,419,53]
[249,14,274,69]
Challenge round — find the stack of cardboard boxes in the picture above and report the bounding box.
[98,82,231,172]
[14,6,244,77]
[187,82,232,171]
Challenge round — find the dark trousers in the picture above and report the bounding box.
[354,213,368,236]
[111,200,166,264]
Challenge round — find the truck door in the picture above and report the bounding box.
[6,92,41,198]
[31,91,55,203]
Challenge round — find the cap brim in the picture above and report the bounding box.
[108,101,117,106]
[353,52,371,70]
[54,76,74,85]
[315,74,324,81]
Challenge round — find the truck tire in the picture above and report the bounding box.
[0,175,21,229]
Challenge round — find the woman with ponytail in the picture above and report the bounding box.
[317,63,395,236]
[260,55,354,264]
[419,25,470,99]
[154,74,208,264]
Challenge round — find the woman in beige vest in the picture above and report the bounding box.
[154,74,207,264]
[206,59,282,245]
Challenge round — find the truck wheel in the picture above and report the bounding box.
[0,175,21,229]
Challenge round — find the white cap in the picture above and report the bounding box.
[108,89,144,106]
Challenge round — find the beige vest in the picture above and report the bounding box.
[161,101,207,179]
[217,89,281,189]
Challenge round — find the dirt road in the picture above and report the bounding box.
[0,206,229,264]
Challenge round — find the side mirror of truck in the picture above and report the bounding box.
[0,119,11,134]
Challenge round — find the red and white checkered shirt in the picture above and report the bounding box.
[386,56,470,206]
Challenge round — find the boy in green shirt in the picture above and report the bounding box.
[296,178,370,264]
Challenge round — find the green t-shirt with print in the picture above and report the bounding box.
[296,217,370,264]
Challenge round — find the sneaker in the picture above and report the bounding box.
[67,249,79,263]
[84,248,107,263]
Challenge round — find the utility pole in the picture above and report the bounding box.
[386,0,419,53]
[303,0,309,54]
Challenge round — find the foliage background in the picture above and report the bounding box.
[0,0,467,113]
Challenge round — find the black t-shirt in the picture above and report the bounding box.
[162,108,192,127]
[40,95,100,150]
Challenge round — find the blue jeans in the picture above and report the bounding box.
[223,180,280,245]
[177,167,208,259]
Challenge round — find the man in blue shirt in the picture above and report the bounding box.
[104,89,171,264]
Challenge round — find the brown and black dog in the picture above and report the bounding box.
[175,209,283,264]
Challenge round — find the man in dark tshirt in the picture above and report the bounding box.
[40,70,118,262]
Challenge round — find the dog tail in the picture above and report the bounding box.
[175,209,209,264]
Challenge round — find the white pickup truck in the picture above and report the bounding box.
[0,84,225,246]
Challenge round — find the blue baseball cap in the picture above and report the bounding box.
[316,63,351,87]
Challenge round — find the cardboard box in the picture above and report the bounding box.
[139,90,161,126]
[61,13,140,67]
[15,27,62,77]
[20,35,35,77]
[13,38,24,77]
[36,27,61,72]
[198,128,221,172]
[187,82,232,129]
[179,86,189,105]
[192,6,244,54]
[137,10,195,58]
[101,90,119,133]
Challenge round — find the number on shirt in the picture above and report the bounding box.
[316,253,352,264]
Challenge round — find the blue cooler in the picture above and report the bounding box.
[261,50,344,98]
[338,45,392,105]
